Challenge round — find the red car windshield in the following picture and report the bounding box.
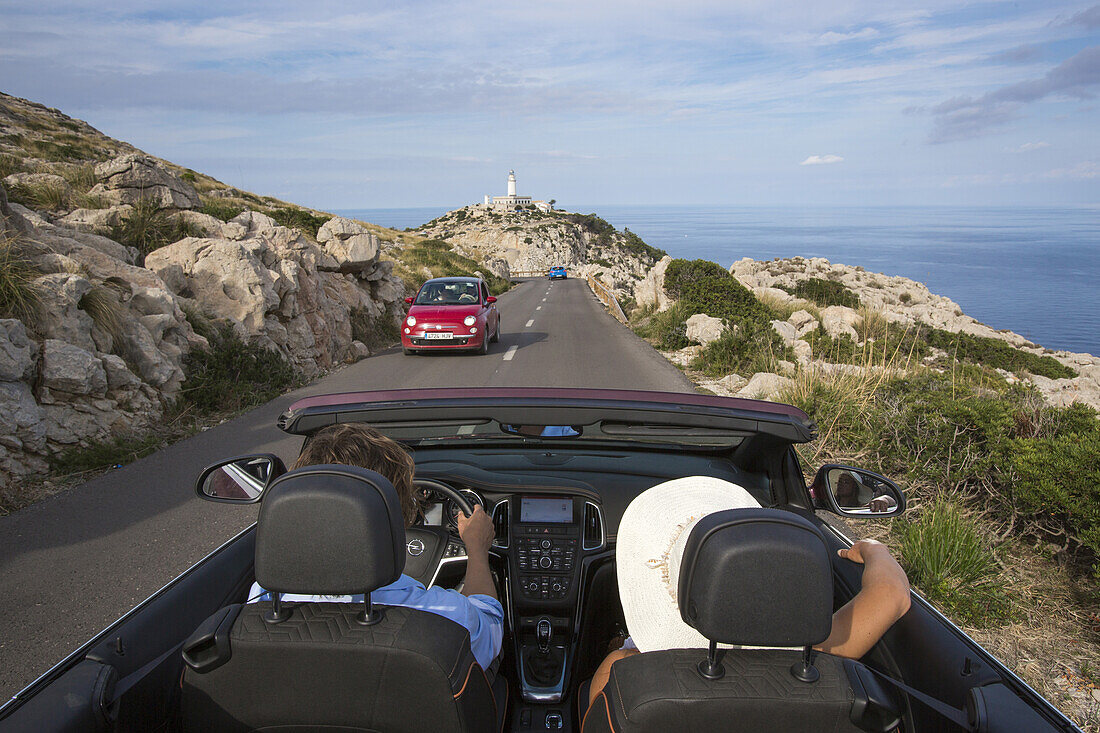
[414,281,480,305]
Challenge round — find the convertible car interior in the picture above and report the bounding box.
[0,389,1078,733]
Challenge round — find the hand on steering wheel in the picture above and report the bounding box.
[404,479,478,587]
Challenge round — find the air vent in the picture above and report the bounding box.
[491,500,510,548]
[582,502,605,550]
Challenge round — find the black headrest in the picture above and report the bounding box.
[678,508,833,647]
[255,465,406,595]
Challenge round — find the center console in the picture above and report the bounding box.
[500,494,605,714]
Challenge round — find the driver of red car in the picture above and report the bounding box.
[245,423,505,675]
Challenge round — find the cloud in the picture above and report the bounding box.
[1043,161,1099,179]
[926,45,1100,142]
[1009,141,1050,152]
[1060,4,1100,30]
[817,27,878,44]
[800,154,844,165]
[990,44,1042,64]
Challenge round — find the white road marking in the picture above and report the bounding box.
[456,424,476,435]
[536,306,542,310]
[525,319,534,327]
[503,345,518,360]
[542,297,547,302]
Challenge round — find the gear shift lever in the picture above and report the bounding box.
[536,618,552,654]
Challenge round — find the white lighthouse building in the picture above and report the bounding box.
[483,170,551,212]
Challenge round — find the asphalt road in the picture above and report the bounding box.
[0,277,694,701]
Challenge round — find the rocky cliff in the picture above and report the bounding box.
[414,206,665,297]
[0,92,406,496]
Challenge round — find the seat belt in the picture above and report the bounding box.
[109,639,188,704]
[864,666,972,730]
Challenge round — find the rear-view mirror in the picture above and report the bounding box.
[811,464,905,518]
[196,454,287,504]
[486,296,497,303]
[500,424,581,438]
[404,296,414,304]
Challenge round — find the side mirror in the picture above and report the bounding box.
[196,454,287,504]
[404,296,414,304]
[811,464,905,517]
[486,296,497,304]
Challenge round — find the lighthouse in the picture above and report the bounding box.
[484,170,549,212]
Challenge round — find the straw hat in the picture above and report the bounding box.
[617,476,761,653]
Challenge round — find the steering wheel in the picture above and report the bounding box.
[405,479,477,587]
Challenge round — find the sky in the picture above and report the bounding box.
[1,1,1098,209]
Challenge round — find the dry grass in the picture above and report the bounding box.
[78,284,126,346]
[754,291,820,321]
[0,233,43,325]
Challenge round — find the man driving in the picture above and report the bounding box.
[246,423,504,674]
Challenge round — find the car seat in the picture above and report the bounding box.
[179,465,505,732]
[581,508,899,733]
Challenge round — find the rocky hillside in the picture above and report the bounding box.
[0,92,408,497]
[634,254,1100,410]
[415,206,665,297]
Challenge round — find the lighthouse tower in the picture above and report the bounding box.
[507,170,517,197]
[485,170,540,210]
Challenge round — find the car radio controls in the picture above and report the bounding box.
[519,575,571,599]
[540,539,552,549]
[539,556,552,569]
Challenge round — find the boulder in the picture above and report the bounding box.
[770,319,798,343]
[0,381,47,452]
[820,305,860,341]
[348,341,371,362]
[91,154,201,209]
[788,309,818,335]
[41,339,107,396]
[0,319,37,382]
[316,217,380,274]
[58,205,132,233]
[230,210,279,234]
[145,237,280,337]
[100,353,142,394]
[737,372,795,400]
[634,255,673,312]
[716,373,748,393]
[686,313,726,345]
[792,339,813,364]
[2,172,73,197]
[32,273,97,353]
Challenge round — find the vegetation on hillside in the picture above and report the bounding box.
[782,276,861,309]
[390,238,511,295]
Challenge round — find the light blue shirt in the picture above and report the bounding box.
[247,575,504,670]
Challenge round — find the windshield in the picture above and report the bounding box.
[415,281,480,305]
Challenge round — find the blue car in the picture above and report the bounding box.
[548,266,567,279]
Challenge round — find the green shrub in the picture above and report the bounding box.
[78,285,125,346]
[179,324,296,415]
[633,302,694,350]
[199,199,246,222]
[898,501,1014,626]
[664,259,770,324]
[180,171,197,182]
[180,303,217,341]
[620,228,666,263]
[0,235,42,324]
[1010,405,1100,574]
[49,432,171,477]
[690,318,789,376]
[0,154,26,178]
[925,328,1075,379]
[351,307,400,351]
[103,198,202,261]
[6,180,72,211]
[783,277,861,309]
[267,207,331,238]
[395,239,510,295]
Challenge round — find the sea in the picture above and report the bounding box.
[334,206,1100,357]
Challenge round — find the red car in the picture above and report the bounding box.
[401,276,500,354]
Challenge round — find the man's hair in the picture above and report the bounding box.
[293,423,418,526]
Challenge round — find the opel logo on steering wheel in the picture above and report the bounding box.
[407,538,425,556]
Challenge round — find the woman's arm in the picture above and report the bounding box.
[816,540,911,659]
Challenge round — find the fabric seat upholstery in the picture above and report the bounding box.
[582,508,898,733]
[180,465,501,733]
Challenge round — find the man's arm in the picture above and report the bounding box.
[456,504,498,601]
[816,540,911,659]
